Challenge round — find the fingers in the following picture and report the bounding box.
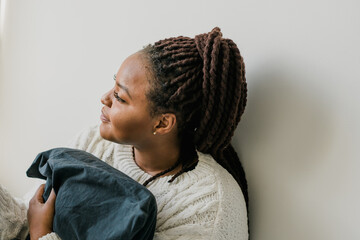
[32,184,45,204]
[31,184,57,206]
[27,186,56,238]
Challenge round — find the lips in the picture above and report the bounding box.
[100,108,110,123]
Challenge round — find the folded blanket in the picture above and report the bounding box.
[26,148,157,240]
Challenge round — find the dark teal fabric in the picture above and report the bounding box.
[26,148,157,240]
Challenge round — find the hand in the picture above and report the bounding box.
[27,184,56,240]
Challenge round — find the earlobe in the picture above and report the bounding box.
[154,113,177,135]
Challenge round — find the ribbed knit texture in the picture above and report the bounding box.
[0,185,28,240]
[39,233,60,240]
[0,124,248,240]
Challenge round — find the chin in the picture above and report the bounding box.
[99,123,111,140]
[99,124,127,145]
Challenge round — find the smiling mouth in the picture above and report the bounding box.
[100,109,110,122]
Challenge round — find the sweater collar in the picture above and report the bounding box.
[112,144,213,187]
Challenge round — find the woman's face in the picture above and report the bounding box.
[100,52,157,146]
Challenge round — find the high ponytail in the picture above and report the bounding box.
[142,27,248,207]
[194,28,248,205]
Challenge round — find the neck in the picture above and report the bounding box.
[133,140,181,176]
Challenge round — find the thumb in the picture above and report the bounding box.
[34,184,46,203]
[45,188,56,207]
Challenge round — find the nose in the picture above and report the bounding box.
[101,89,112,107]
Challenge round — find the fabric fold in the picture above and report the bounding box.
[26,147,157,240]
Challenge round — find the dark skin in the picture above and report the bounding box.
[27,184,56,239]
[27,52,183,237]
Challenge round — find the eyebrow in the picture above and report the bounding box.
[113,74,132,100]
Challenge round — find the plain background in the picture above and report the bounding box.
[1,0,359,239]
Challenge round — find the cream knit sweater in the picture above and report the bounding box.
[0,125,248,240]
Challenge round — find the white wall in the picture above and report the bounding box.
[1,0,359,239]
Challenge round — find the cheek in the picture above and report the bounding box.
[110,107,152,136]
[111,108,133,130]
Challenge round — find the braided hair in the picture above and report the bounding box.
[141,27,248,208]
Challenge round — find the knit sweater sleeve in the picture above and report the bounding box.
[212,165,248,240]
[0,184,58,240]
[0,185,28,240]
[38,233,61,240]
[0,126,103,240]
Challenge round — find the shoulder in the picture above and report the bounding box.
[66,124,128,162]
[150,152,248,240]
[197,152,248,240]
[66,124,102,150]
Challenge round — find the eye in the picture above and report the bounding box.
[113,91,126,103]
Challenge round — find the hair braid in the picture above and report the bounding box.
[206,41,230,151]
[210,40,241,152]
[193,30,219,145]
[216,40,247,152]
[141,28,249,212]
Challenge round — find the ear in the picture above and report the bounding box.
[153,113,177,135]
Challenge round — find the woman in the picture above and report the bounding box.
[1,27,249,239]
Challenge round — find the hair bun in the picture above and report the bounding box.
[194,27,222,60]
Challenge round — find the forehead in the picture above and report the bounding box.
[116,52,150,94]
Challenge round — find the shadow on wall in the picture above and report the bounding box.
[232,61,338,239]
